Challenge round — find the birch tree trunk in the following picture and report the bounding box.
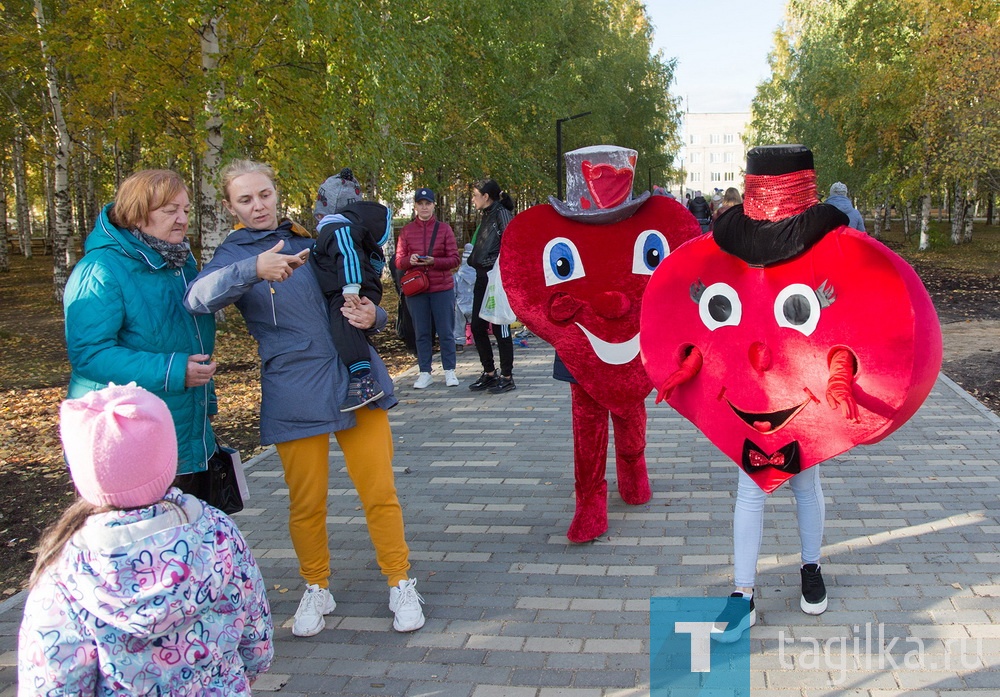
[962,177,976,243]
[919,193,931,251]
[197,16,227,266]
[35,0,74,301]
[12,125,32,259]
[0,154,8,273]
[43,157,56,251]
[872,204,884,240]
[951,181,964,245]
[72,146,88,245]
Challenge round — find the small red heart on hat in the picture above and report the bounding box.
[582,161,632,210]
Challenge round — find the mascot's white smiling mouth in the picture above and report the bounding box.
[575,323,640,365]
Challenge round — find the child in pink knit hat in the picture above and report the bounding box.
[18,383,273,694]
[60,382,179,508]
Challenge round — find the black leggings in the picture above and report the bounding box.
[471,267,513,376]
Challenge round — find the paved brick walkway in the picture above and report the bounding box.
[2,338,1000,696]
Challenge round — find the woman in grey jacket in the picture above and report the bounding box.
[184,159,425,637]
[467,178,516,394]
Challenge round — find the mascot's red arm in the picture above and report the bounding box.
[655,346,703,404]
[826,348,859,421]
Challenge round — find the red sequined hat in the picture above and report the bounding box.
[713,144,849,266]
[743,144,819,222]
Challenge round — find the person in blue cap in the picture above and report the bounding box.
[395,187,461,388]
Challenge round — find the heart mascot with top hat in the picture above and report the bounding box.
[640,144,942,493]
[500,145,702,542]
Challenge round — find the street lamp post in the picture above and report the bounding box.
[556,111,591,200]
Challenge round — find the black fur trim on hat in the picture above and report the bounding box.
[746,144,814,175]
[713,203,849,266]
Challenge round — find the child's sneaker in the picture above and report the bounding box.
[800,563,828,614]
[340,374,384,412]
[389,578,425,632]
[712,592,755,643]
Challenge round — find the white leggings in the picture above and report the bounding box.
[733,465,825,589]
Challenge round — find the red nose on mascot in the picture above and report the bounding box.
[640,144,942,493]
[501,145,702,542]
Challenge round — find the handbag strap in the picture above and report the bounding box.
[425,222,440,256]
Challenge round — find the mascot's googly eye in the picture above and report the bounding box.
[543,237,586,286]
[698,282,742,331]
[774,283,822,336]
[632,230,669,275]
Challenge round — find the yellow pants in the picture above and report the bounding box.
[275,407,411,588]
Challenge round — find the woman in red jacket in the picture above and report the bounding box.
[395,188,461,388]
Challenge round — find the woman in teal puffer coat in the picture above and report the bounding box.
[63,169,218,480]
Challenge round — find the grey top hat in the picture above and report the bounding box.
[548,145,651,225]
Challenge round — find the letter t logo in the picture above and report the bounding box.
[674,621,722,673]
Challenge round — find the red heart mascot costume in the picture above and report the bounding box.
[639,144,942,637]
[501,146,701,542]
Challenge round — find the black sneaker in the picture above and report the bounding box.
[800,563,828,615]
[488,375,516,394]
[712,592,755,643]
[339,374,385,412]
[469,371,499,391]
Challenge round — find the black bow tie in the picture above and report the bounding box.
[740,440,801,477]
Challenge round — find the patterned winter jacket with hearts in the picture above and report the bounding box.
[17,489,272,696]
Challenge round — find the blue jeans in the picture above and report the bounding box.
[733,465,825,588]
[407,288,457,373]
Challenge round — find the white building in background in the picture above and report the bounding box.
[668,112,751,200]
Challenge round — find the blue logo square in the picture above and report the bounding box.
[650,596,751,696]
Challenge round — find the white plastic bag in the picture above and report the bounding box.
[479,262,516,325]
[227,447,251,502]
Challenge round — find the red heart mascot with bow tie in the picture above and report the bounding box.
[500,146,701,542]
[640,144,941,492]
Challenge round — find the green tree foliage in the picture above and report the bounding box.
[748,0,999,245]
[4,0,678,285]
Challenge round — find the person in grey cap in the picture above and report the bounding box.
[311,168,393,411]
[826,182,866,232]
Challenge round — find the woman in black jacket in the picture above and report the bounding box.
[466,179,516,393]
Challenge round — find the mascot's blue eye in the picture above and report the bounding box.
[550,242,575,278]
[543,237,586,286]
[632,230,669,275]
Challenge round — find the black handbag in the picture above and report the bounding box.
[207,446,245,514]
[175,446,245,514]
